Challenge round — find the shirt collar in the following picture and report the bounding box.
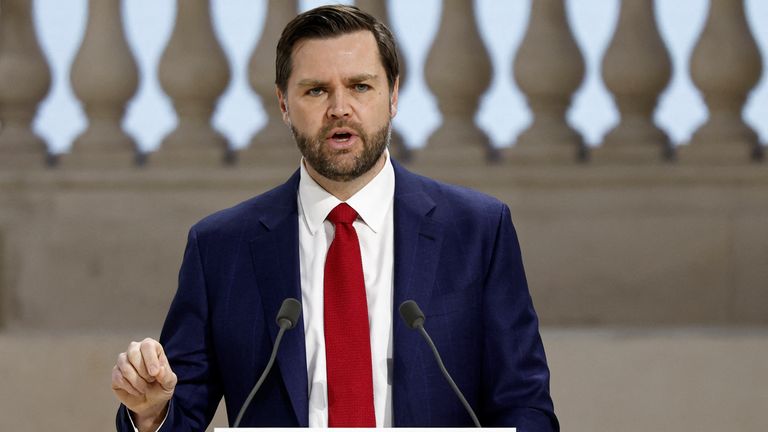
[298,150,395,235]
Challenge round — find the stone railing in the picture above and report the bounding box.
[0,0,766,331]
[1,0,765,167]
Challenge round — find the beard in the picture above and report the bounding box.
[291,119,391,182]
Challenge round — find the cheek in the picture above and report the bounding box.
[285,104,318,130]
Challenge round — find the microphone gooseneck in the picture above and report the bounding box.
[234,298,302,427]
[398,300,482,428]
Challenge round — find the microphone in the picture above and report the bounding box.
[233,298,302,427]
[398,300,481,428]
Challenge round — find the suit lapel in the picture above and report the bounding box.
[391,162,445,425]
[248,171,309,427]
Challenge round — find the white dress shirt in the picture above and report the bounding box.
[298,152,395,427]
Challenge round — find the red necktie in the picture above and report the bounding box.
[324,203,376,427]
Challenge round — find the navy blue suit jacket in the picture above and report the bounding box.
[117,160,558,430]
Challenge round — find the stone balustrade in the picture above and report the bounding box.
[0,0,764,167]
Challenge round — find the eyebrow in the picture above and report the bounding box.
[347,73,377,84]
[296,74,378,88]
[296,79,326,88]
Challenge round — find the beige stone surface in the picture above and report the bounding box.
[2,164,767,329]
[545,327,768,431]
[0,327,766,431]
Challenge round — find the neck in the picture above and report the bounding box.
[305,152,387,201]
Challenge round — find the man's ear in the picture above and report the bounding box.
[390,76,400,118]
[276,86,290,124]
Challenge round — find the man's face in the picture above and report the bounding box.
[277,30,398,182]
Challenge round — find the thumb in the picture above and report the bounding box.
[156,366,178,393]
[154,356,177,393]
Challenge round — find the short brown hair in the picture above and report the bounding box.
[275,5,400,94]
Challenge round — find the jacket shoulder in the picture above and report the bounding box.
[396,164,508,222]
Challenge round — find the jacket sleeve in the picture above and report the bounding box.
[116,227,223,431]
[480,204,559,431]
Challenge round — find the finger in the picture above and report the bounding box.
[155,365,178,393]
[157,346,171,371]
[117,352,148,394]
[139,339,162,378]
[127,342,153,382]
[153,346,178,392]
[111,364,142,397]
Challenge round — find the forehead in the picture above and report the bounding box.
[289,31,385,83]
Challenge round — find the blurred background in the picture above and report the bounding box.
[0,0,767,430]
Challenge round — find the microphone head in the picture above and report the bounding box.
[398,300,425,329]
[276,298,302,329]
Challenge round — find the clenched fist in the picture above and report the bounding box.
[112,338,178,431]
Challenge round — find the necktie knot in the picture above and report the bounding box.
[327,203,358,225]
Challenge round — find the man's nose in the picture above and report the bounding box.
[327,91,351,119]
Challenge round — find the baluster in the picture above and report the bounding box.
[67,0,139,167]
[596,0,673,163]
[420,0,495,166]
[510,0,586,163]
[356,0,410,162]
[153,0,231,166]
[683,0,763,163]
[238,0,298,167]
[357,0,406,87]
[0,0,52,168]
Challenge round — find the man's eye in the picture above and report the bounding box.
[354,84,370,92]
[307,88,325,96]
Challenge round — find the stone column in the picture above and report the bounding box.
[420,0,496,166]
[238,0,298,168]
[510,0,586,163]
[595,0,673,163]
[153,0,231,166]
[356,0,411,162]
[0,0,52,168]
[683,0,763,163]
[357,0,405,85]
[68,0,140,167]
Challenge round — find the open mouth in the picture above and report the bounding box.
[327,127,358,144]
[332,132,352,142]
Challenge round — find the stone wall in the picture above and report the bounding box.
[2,163,767,331]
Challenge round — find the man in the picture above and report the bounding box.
[111,5,557,431]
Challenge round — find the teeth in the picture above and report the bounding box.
[332,133,351,142]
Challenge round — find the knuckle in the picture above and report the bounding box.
[111,367,122,382]
[116,361,130,377]
[126,350,143,368]
[127,347,141,359]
